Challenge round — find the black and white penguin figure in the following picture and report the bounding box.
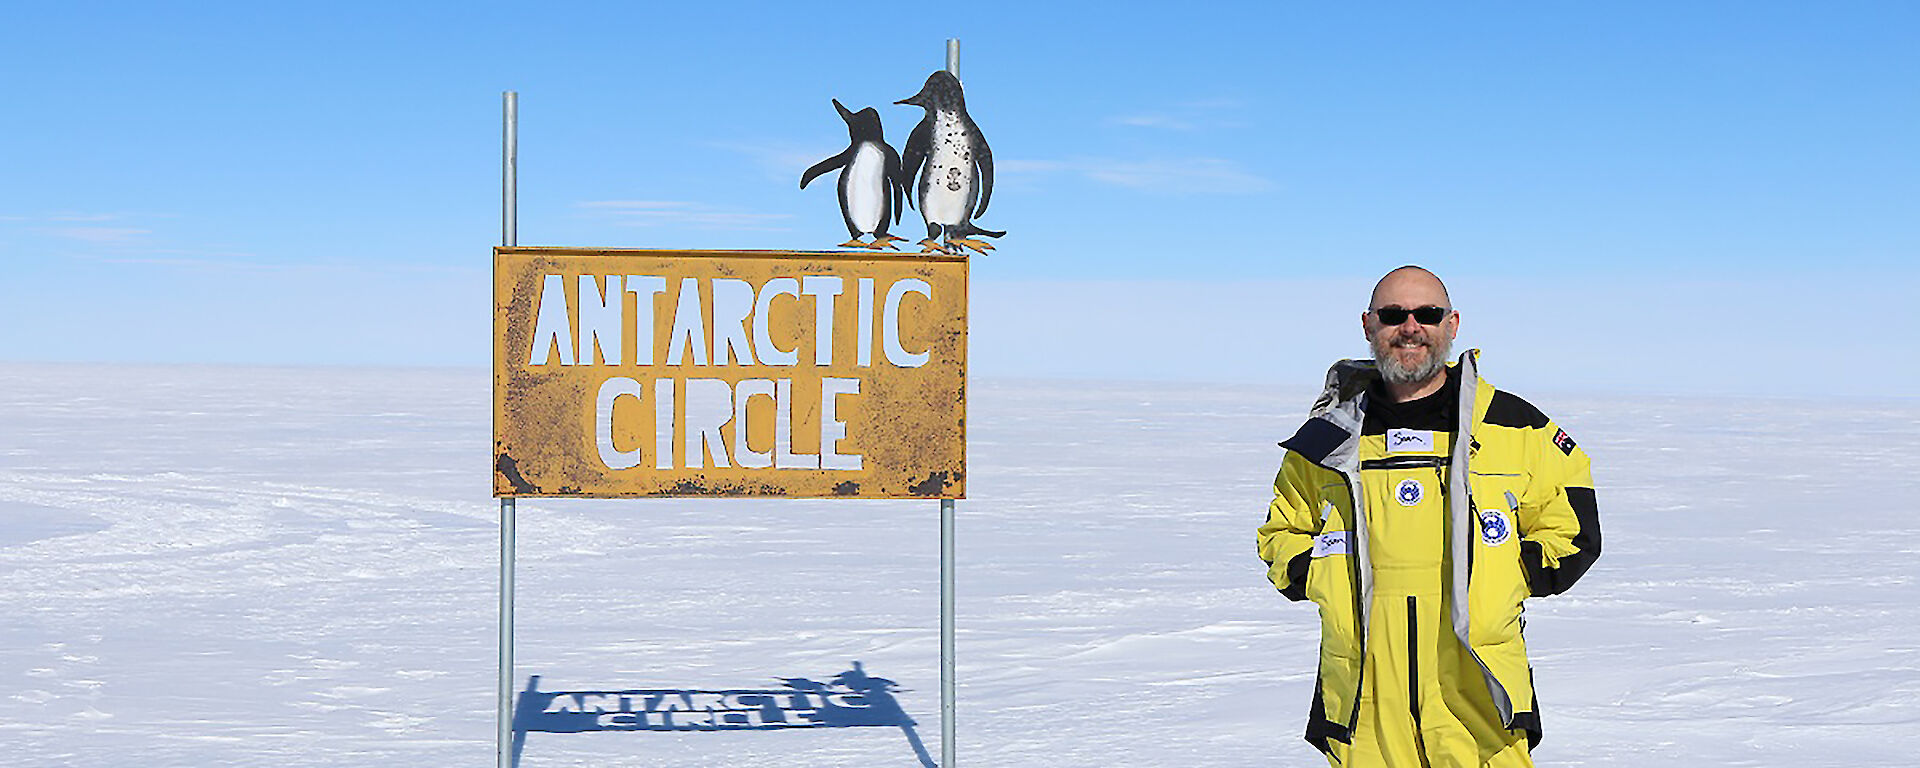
[897,71,1004,255]
[801,99,907,250]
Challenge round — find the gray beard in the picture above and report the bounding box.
[1374,336,1451,387]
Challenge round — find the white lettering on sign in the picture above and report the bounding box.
[711,279,757,366]
[685,378,733,469]
[773,379,817,470]
[529,274,575,366]
[883,278,932,368]
[733,378,775,469]
[753,277,800,366]
[626,276,668,365]
[856,277,875,367]
[524,273,933,370]
[591,376,862,471]
[579,275,621,366]
[819,377,862,471]
[667,277,708,366]
[525,273,943,478]
[653,377,674,470]
[595,377,647,470]
[801,276,842,366]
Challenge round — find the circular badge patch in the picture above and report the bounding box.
[1479,508,1511,546]
[1395,478,1424,506]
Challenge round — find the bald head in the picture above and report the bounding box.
[1369,265,1451,309]
[1362,265,1460,397]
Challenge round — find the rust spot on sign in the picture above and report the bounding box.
[496,453,536,495]
[908,471,951,497]
[832,480,861,496]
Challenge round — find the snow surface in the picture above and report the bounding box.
[1,363,1917,766]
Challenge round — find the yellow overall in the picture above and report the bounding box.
[1326,431,1532,768]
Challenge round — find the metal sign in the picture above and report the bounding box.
[493,247,966,499]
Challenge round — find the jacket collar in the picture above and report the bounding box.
[1280,350,1483,475]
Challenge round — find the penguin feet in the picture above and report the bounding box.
[867,234,905,251]
[948,237,995,255]
[917,238,948,254]
[838,238,869,249]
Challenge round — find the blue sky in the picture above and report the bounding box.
[3,1,1914,397]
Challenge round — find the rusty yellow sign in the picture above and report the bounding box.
[493,247,966,499]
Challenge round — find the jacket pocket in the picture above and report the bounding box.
[1306,540,1360,661]
[1466,473,1528,648]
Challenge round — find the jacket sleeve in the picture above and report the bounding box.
[1516,421,1601,596]
[1257,451,1324,601]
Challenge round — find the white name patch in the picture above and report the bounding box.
[1312,531,1351,557]
[1386,429,1434,453]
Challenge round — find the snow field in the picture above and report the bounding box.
[0,363,1915,766]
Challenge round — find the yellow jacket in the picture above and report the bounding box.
[1257,350,1600,751]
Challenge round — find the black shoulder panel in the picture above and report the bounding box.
[1483,390,1549,429]
[1280,417,1349,465]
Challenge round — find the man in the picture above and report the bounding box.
[1257,266,1600,767]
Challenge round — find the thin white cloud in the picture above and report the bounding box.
[577,200,795,232]
[93,254,281,271]
[705,140,839,180]
[1180,97,1247,110]
[1109,97,1249,132]
[1111,114,1198,131]
[578,201,696,210]
[6,212,179,245]
[78,250,482,277]
[13,211,178,223]
[47,226,153,244]
[1000,156,1273,195]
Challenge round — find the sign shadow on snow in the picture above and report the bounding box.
[512,662,935,767]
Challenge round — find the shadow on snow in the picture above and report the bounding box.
[512,661,935,766]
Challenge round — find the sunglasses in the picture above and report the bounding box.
[1370,306,1451,325]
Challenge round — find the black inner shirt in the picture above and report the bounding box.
[1361,366,1459,435]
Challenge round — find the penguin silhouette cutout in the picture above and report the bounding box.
[898,70,1003,255]
[801,99,907,250]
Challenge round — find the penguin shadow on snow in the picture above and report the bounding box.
[802,70,1002,256]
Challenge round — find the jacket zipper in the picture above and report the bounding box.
[1345,472,1367,735]
[1360,455,1450,470]
[1407,595,1421,728]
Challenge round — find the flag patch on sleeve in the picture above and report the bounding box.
[1552,428,1577,455]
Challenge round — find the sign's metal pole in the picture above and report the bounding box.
[497,90,519,768]
[497,497,516,768]
[940,38,960,768]
[940,499,956,766]
[504,92,518,247]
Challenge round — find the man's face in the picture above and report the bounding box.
[1362,274,1459,386]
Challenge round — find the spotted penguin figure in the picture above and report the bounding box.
[897,71,1003,255]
